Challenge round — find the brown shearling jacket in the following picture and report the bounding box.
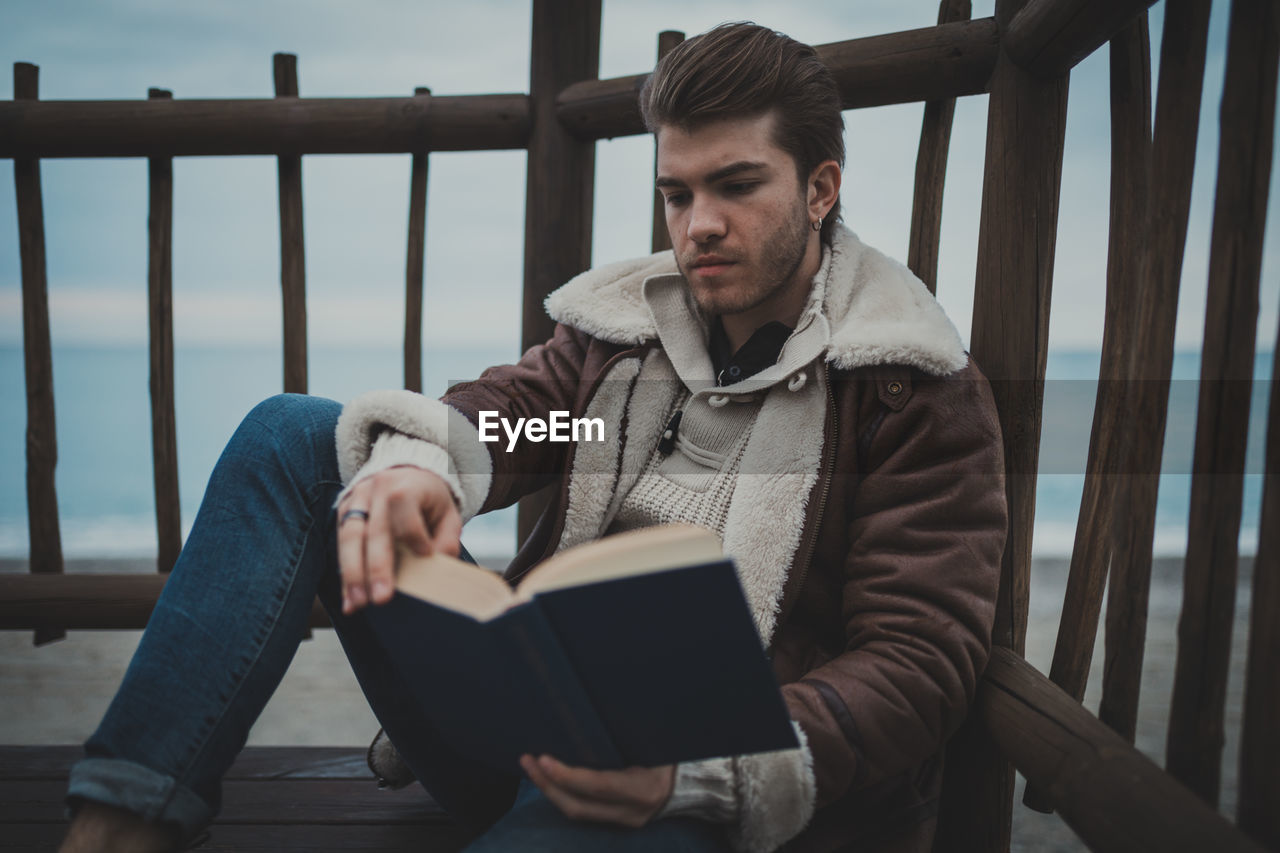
[339,226,1007,852]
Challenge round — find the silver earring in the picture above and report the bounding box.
[811,217,823,232]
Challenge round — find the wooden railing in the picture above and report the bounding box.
[2,0,1277,850]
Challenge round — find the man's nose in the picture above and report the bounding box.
[686,197,727,244]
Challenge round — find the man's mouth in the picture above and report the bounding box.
[690,255,735,276]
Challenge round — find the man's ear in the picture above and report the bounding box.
[808,160,841,221]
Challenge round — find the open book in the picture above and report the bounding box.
[365,524,798,777]
[396,524,725,620]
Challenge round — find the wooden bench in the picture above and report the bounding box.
[0,746,474,851]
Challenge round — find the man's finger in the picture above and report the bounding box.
[430,503,463,557]
[362,488,396,607]
[532,755,634,804]
[390,497,432,558]
[411,472,461,557]
[336,483,372,614]
[520,757,642,826]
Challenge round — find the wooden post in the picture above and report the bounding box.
[1024,13,1152,813]
[274,53,307,395]
[907,0,971,293]
[517,0,601,546]
[1239,337,1280,848]
[1099,0,1212,745]
[650,30,683,255]
[1167,0,1278,807]
[146,88,182,574]
[934,0,1069,843]
[13,63,65,647]
[273,63,315,642]
[405,87,430,393]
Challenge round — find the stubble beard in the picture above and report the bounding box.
[679,199,812,320]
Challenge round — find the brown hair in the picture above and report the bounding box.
[639,22,845,245]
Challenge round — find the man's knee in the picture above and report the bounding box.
[227,394,343,481]
[244,394,341,446]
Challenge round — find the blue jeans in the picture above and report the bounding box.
[66,394,729,852]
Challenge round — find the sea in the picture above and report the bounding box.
[0,344,1273,561]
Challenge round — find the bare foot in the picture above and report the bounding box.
[59,801,182,853]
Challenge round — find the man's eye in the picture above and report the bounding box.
[725,182,757,195]
[663,192,689,207]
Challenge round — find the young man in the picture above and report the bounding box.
[61,22,1006,853]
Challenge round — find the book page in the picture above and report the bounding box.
[394,549,516,621]
[516,524,722,598]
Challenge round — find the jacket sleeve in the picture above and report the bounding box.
[335,322,596,519]
[441,322,598,513]
[781,364,1007,807]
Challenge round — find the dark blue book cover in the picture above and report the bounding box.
[366,546,797,776]
[533,559,798,765]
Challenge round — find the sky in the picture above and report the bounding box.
[0,0,1276,358]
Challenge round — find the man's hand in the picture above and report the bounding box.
[336,467,461,614]
[519,754,675,828]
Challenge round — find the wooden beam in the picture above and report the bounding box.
[556,19,1000,141]
[13,62,64,648]
[1239,337,1280,849]
[1099,0,1213,745]
[979,648,1267,853]
[558,74,645,143]
[146,87,182,574]
[1004,0,1159,77]
[0,745,377,780]
[907,0,972,294]
[1167,0,1279,807]
[2,779,450,825]
[0,574,332,630]
[5,823,475,852]
[0,94,530,158]
[1049,4,1152,744]
[936,0,1070,843]
[969,6,1068,658]
[275,54,307,395]
[1024,15,1152,813]
[518,0,601,545]
[522,0,599,351]
[820,18,998,110]
[404,87,431,394]
[650,30,682,255]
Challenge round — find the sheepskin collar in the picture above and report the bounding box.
[544,225,968,376]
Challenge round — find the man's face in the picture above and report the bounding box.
[655,112,815,321]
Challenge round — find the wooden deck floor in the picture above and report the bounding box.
[0,746,478,851]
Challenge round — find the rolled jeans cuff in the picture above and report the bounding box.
[66,756,212,843]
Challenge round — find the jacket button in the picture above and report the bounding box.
[887,381,903,395]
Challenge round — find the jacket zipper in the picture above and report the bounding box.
[769,361,837,651]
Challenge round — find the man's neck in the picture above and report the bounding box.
[721,311,796,354]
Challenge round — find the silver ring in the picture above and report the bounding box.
[340,508,370,525]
